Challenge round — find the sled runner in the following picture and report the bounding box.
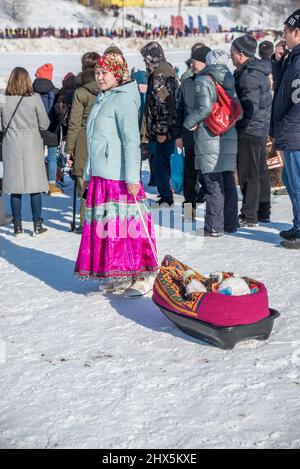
[157,306,280,350]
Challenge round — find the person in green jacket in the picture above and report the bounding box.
[65,52,100,233]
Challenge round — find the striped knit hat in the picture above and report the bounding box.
[232,35,257,57]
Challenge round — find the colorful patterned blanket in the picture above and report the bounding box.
[152,255,270,327]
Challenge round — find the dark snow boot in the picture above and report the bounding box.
[13,220,23,236]
[280,227,300,240]
[33,221,48,236]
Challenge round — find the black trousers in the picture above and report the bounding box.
[184,147,207,205]
[204,171,238,233]
[237,134,271,223]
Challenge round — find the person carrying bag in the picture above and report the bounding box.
[0,67,50,236]
[0,96,23,190]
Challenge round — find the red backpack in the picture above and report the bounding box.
[204,75,242,136]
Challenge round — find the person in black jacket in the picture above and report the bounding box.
[54,72,76,141]
[271,40,290,90]
[259,40,274,88]
[231,35,272,227]
[33,63,62,196]
[271,10,300,249]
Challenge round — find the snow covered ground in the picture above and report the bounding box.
[0,164,300,449]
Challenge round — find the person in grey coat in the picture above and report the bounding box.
[173,46,211,214]
[0,67,50,236]
[184,50,239,237]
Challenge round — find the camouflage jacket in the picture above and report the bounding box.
[141,62,180,143]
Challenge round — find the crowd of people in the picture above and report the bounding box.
[0,25,208,40]
[0,26,284,41]
[0,7,300,297]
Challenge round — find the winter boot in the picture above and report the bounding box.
[13,220,23,236]
[48,183,63,197]
[123,277,154,298]
[100,280,133,294]
[238,216,259,228]
[203,229,224,238]
[280,227,300,240]
[75,225,83,235]
[33,221,48,236]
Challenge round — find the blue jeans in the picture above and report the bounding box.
[47,146,58,183]
[154,140,175,202]
[11,193,42,223]
[283,151,300,233]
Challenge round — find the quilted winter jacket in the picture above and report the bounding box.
[234,57,272,137]
[83,80,141,184]
[183,64,238,174]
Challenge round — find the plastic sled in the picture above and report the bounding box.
[152,255,280,349]
[156,303,280,350]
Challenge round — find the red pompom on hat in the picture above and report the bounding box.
[35,63,54,80]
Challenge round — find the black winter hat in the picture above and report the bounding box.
[191,46,212,63]
[232,35,258,57]
[285,10,300,29]
[259,40,274,59]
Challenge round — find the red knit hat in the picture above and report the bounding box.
[35,63,53,80]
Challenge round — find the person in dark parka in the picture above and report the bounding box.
[259,40,274,88]
[271,40,290,90]
[54,72,76,141]
[65,53,100,233]
[231,35,272,227]
[271,10,300,249]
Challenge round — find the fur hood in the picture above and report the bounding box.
[75,68,96,88]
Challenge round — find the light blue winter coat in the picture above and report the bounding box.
[83,80,141,184]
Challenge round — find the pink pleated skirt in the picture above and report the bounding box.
[75,176,158,285]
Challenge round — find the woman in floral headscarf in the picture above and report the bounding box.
[75,53,158,297]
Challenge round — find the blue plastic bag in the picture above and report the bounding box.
[171,147,184,194]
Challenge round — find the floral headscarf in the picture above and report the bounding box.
[97,53,130,85]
